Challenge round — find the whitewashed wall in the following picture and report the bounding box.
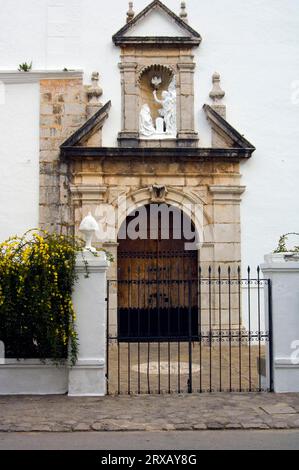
[0,82,39,240]
[0,0,298,269]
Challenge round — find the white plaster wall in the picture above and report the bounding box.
[0,83,39,241]
[0,0,298,269]
[125,8,187,36]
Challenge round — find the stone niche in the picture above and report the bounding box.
[139,64,174,130]
[113,0,202,148]
[117,48,199,148]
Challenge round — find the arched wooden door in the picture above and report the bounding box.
[117,204,198,341]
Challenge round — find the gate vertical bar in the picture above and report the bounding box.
[257,266,261,392]
[209,266,212,392]
[117,331,120,395]
[137,266,141,394]
[167,267,171,394]
[198,265,202,393]
[117,274,121,395]
[157,264,161,394]
[238,266,242,392]
[128,266,131,395]
[106,280,110,396]
[147,266,151,394]
[188,280,192,393]
[228,266,232,392]
[177,265,181,393]
[218,267,222,392]
[248,266,252,391]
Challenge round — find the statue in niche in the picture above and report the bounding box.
[139,104,156,137]
[153,77,176,136]
[139,76,176,138]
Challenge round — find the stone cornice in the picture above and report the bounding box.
[113,37,201,47]
[261,263,299,273]
[118,63,138,71]
[70,185,107,195]
[177,63,196,71]
[75,252,109,273]
[209,185,246,195]
[60,146,253,161]
[70,185,107,202]
[0,70,83,84]
[209,185,246,203]
[274,358,299,368]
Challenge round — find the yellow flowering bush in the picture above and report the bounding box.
[0,230,82,365]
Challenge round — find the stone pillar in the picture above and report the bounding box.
[206,184,245,330]
[177,62,198,147]
[118,61,139,147]
[261,253,299,393]
[103,242,118,338]
[208,184,244,271]
[209,72,226,148]
[70,157,107,238]
[68,251,109,396]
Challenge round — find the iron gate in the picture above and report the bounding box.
[106,266,272,395]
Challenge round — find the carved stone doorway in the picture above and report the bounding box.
[117,204,199,340]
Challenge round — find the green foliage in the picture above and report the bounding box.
[99,248,114,263]
[18,61,32,72]
[0,230,83,365]
[274,232,299,253]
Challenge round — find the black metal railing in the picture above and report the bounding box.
[107,266,272,395]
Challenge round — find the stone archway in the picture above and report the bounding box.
[115,185,206,246]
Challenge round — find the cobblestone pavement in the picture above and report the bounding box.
[0,393,299,432]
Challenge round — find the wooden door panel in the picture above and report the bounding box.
[117,205,198,338]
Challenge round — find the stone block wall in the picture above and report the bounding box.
[37,75,247,331]
[69,154,244,331]
[69,155,243,271]
[39,76,86,234]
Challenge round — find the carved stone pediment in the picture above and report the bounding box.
[113,0,202,47]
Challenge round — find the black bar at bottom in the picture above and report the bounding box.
[0,451,278,464]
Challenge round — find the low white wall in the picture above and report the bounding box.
[0,360,68,395]
[0,251,109,396]
[261,254,299,393]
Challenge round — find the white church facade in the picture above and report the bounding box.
[0,0,298,272]
[0,0,299,396]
